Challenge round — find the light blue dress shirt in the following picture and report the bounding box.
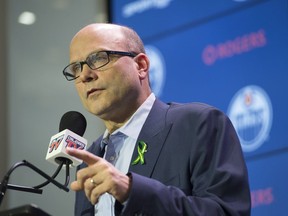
[94,93,156,216]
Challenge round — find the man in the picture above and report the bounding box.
[64,23,251,216]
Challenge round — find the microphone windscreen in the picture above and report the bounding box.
[59,111,87,136]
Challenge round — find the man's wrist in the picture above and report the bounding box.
[122,172,132,204]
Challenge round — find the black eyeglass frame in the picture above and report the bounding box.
[62,50,137,81]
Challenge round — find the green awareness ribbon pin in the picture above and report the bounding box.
[132,141,147,165]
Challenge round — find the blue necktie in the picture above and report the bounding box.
[105,137,116,165]
[102,132,126,165]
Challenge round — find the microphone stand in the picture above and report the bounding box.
[0,160,70,207]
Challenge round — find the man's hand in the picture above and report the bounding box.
[66,148,131,205]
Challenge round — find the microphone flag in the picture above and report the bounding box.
[46,129,87,167]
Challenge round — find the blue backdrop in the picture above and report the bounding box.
[109,0,288,215]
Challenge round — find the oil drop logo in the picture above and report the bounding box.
[227,85,273,152]
[145,45,166,97]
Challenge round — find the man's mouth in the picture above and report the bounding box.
[87,88,100,98]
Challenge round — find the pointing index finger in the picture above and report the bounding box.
[66,147,100,166]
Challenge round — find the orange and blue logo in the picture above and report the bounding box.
[227,85,273,152]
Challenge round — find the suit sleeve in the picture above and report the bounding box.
[119,106,251,216]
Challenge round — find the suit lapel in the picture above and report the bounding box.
[129,99,172,177]
[88,136,104,157]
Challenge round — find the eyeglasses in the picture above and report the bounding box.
[63,50,137,81]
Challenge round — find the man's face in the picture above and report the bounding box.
[69,26,141,122]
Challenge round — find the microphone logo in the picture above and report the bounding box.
[65,135,85,150]
[48,135,64,153]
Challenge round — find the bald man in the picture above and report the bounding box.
[63,23,251,216]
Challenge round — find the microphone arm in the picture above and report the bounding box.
[23,160,69,191]
[34,160,65,189]
[6,184,43,194]
[0,160,70,207]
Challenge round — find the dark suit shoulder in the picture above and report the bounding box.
[167,101,224,117]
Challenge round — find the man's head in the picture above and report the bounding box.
[66,23,151,129]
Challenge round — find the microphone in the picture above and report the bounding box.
[0,111,87,207]
[46,111,88,167]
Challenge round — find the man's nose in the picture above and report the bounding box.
[78,63,98,82]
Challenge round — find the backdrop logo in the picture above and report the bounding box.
[227,85,273,152]
[122,0,173,18]
[145,45,166,97]
[202,29,267,65]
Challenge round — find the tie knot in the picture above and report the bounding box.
[101,135,109,146]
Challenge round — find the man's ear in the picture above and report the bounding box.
[135,53,150,79]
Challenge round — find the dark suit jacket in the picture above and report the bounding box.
[74,99,251,216]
